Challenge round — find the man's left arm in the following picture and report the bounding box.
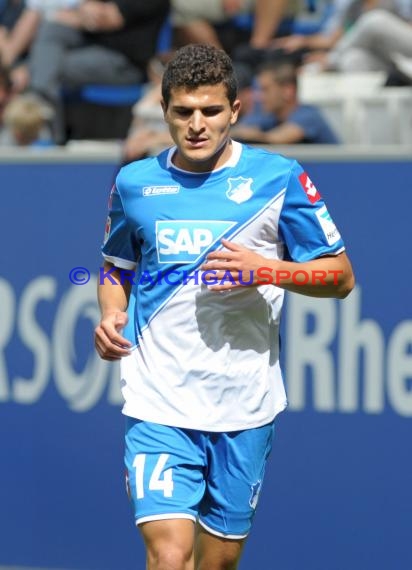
[202,240,354,298]
[202,161,355,298]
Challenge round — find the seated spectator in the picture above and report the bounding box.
[0,0,83,93]
[231,0,350,76]
[0,62,13,142]
[269,0,353,67]
[2,92,54,145]
[297,0,412,73]
[231,59,339,144]
[26,0,170,142]
[0,0,25,42]
[322,5,412,73]
[171,0,292,55]
[122,55,172,163]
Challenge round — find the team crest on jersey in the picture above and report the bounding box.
[249,479,262,510]
[226,177,254,204]
[156,220,236,264]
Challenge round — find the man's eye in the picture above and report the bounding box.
[203,108,221,116]
[175,109,191,117]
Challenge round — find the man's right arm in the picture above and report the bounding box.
[95,261,133,361]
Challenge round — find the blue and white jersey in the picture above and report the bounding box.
[102,141,344,431]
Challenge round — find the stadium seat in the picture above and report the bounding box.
[79,84,143,106]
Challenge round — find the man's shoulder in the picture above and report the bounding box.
[239,142,296,170]
[117,148,170,186]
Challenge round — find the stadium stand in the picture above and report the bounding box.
[63,13,172,141]
[299,71,412,144]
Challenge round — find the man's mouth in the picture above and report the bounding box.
[186,137,208,147]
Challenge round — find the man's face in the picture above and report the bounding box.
[257,71,284,115]
[162,83,240,172]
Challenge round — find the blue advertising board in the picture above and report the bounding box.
[1,153,411,570]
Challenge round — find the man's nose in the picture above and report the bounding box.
[189,110,205,132]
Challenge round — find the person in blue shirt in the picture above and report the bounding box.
[232,59,340,144]
[95,44,354,570]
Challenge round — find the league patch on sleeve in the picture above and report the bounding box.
[315,205,341,245]
[107,185,115,210]
[103,215,112,244]
[299,172,321,203]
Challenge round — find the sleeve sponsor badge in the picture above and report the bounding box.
[107,185,115,210]
[299,172,321,204]
[315,205,341,245]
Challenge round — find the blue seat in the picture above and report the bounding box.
[79,84,143,106]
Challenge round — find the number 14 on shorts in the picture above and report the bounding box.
[132,453,174,499]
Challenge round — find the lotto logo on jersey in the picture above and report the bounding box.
[299,172,321,204]
[156,220,236,264]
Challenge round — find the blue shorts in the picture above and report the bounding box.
[124,417,275,539]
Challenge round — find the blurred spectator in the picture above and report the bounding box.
[2,92,54,145]
[0,0,25,39]
[122,55,172,163]
[171,0,292,55]
[268,0,352,67]
[231,59,339,143]
[26,0,170,142]
[0,62,12,142]
[231,0,348,76]
[297,0,412,72]
[0,1,82,93]
[323,3,412,73]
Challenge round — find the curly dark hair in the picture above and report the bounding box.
[161,44,238,108]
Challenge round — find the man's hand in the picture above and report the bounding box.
[79,1,124,32]
[201,238,268,291]
[94,310,132,361]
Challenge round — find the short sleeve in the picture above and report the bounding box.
[101,184,140,270]
[279,161,345,262]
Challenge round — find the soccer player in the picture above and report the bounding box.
[95,44,355,570]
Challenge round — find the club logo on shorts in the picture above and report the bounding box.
[156,220,236,263]
[226,177,254,204]
[249,479,262,510]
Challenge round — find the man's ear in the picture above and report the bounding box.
[161,99,167,117]
[230,99,242,125]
